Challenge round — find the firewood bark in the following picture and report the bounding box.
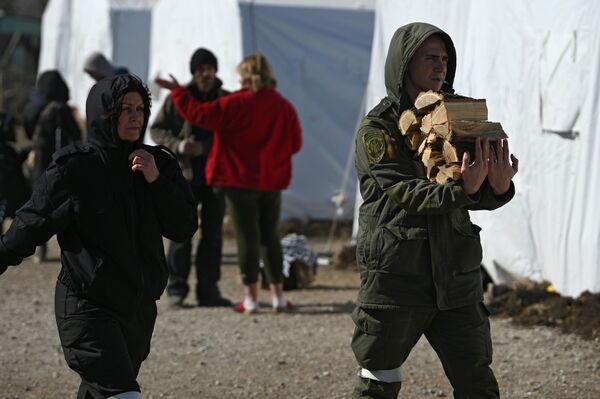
[431,100,488,123]
[449,120,507,140]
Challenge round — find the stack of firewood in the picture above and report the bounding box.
[398,91,508,184]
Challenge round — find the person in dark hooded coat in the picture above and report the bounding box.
[0,74,198,398]
[22,70,82,262]
[351,23,518,398]
[22,70,82,180]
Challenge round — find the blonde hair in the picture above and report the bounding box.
[237,52,277,92]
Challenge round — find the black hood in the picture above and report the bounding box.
[37,70,70,103]
[384,22,457,107]
[22,70,70,139]
[86,74,151,149]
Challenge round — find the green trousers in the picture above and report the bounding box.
[224,187,283,285]
[351,303,499,399]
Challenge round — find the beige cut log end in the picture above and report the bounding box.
[426,153,445,180]
[422,146,433,165]
[443,140,460,163]
[420,113,433,134]
[435,164,462,184]
[432,123,450,140]
[415,90,444,111]
[399,109,422,135]
[431,104,448,126]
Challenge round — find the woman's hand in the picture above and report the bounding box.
[154,74,180,90]
[461,138,489,195]
[128,149,159,183]
[487,139,519,195]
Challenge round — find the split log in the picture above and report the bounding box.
[426,132,438,144]
[399,108,423,135]
[421,146,444,167]
[417,134,428,155]
[432,123,450,140]
[409,132,425,151]
[443,140,460,163]
[425,151,445,180]
[435,163,462,184]
[415,90,444,111]
[420,113,433,134]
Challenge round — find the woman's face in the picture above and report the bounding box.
[117,91,145,142]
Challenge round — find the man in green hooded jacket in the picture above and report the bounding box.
[351,23,519,398]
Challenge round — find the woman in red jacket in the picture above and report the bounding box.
[156,53,302,314]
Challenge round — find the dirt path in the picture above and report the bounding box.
[1,238,599,398]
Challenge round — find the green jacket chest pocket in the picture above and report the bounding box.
[375,225,429,276]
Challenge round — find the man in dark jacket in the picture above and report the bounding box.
[151,48,231,307]
[351,23,519,398]
[22,70,82,262]
[0,74,197,398]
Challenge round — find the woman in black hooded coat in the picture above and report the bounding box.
[0,74,198,398]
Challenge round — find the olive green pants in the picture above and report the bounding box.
[224,187,283,285]
[351,303,499,399]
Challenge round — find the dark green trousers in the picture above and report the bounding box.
[351,303,499,399]
[224,187,283,285]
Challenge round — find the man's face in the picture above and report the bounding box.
[404,35,448,95]
[193,64,217,92]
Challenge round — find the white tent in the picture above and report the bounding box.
[39,0,157,118]
[358,0,600,297]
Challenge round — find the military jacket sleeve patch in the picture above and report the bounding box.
[363,130,387,165]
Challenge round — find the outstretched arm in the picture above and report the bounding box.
[0,163,72,273]
[155,75,229,131]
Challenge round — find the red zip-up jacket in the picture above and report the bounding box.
[171,86,302,191]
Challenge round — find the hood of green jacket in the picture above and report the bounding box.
[384,22,457,107]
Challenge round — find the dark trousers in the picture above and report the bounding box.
[54,281,157,398]
[166,183,225,301]
[351,303,499,399]
[224,188,283,285]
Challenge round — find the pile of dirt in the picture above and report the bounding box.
[487,280,600,340]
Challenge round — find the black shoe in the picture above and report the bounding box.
[197,296,233,307]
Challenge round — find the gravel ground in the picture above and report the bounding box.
[1,237,599,398]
